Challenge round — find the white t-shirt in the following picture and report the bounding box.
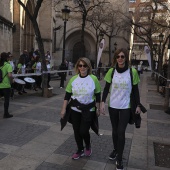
[9,61,15,71]
[21,64,26,74]
[110,69,132,109]
[66,74,101,112]
[137,64,142,71]
[36,62,41,74]
[47,64,51,71]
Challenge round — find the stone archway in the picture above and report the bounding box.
[62,30,97,66]
[72,42,86,64]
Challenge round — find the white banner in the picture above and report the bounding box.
[97,39,105,67]
[144,46,151,71]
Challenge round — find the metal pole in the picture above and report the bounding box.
[62,20,66,63]
[157,41,162,92]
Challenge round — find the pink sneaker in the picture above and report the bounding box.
[72,150,84,160]
[85,148,92,157]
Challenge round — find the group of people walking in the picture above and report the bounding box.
[60,48,142,170]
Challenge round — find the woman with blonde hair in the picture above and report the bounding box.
[60,57,101,160]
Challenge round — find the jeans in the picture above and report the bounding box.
[70,109,95,151]
[0,88,11,115]
[109,107,131,160]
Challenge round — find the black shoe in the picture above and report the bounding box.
[3,114,13,118]
[22,90,27,93]
[116,159,124,170]
[34,88,38,91]
[109,149,117,160]
[18,92,23,95]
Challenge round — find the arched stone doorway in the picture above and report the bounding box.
[72,42,86,64]
[64,30,96,66]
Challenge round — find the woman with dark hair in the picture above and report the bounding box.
[100,48,141,170]
[60,57,101,160]
[0,52,13,118]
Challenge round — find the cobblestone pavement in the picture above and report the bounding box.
[0,72,170,170]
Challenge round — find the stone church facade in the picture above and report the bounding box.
[0,0,130,67]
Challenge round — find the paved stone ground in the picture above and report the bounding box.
[0,72,170,170]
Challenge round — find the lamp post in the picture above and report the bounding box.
[157,33,164,92]
[153,43,158,70]
[61,6,70,63]
[158,33,164,72]
[99,31,104,42]
[114,42,117,51]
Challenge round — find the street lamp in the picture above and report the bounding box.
[158,33,164,67]
[61,5,70,63]
[114,42,117,51]
[157,33,164,92]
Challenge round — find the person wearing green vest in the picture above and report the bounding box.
[0,52,13,118]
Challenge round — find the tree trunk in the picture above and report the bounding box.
[33,20,49,97]
[81,13,86,56]
[18,0,51,97]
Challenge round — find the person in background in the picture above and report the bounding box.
[46,59,51,88]
[100,48,141,170]
[45,51,52,62]
[137,61,143,77]
[19,50,30,68]
[0,52,13,118]
[32,56,42,89]
[33,49,39,58]
[59,62,67,88]
[17,57,27,95]
[64,59,68,80]
[60,57,101,160]
[68,61,73,75]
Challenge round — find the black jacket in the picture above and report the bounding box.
[60,99,99,135]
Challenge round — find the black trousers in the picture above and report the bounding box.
[60,73,65,87]
[109,107,131,161]
[70,109,95,151]
[0,88,11,115]
[35,75,42,88]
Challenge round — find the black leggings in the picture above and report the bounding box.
[0,88,11,115]
[70,109,95,151]
[109,107,131,160]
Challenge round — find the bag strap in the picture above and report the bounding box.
[0,63,8,81]
[111,67,115,84]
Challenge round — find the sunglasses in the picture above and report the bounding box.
[116,55,125,59]
[78,64,87,68]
